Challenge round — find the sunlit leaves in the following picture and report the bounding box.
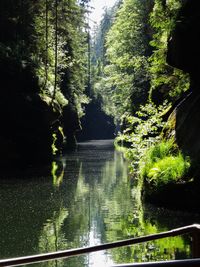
[116,101,170,174]
[1,0,89,111]
[93,0,152,121]
[149,0,190,102]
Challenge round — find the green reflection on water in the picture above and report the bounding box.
[51,161,65,187]
[0,141,199,267]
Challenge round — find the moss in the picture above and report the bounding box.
[161,110,177,140]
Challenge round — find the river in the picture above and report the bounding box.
[0,140,200,266]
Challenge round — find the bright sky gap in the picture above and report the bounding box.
[89,0,117,26]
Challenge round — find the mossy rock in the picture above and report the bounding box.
[162,110,176,141]
[144,181,200,212]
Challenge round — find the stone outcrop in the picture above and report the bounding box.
[0,59,64,166]
[145,0,200,210]
[63,103,81,150]
[166,0,200,173]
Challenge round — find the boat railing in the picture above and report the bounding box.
[0,224,200,267]
[111,258,200,267]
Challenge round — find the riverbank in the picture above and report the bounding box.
[144,181,200,212]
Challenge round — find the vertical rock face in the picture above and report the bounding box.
[0,60,63,166]
[166,0,200,168]
[167,0,200,77]
[62,103,81,149]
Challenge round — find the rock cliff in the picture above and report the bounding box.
[167,0,200,175]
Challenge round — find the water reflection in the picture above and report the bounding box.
[0,140,200,267]
[51,160,65,188]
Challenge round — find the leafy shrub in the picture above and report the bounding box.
[115,101,170,172]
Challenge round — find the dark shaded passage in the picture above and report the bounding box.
[77,99,115,141]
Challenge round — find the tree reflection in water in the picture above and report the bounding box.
[0,140,199,267]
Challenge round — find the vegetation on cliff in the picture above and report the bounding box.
[0,0,90,163]
[92,0,195,203]
[1,0,199,208]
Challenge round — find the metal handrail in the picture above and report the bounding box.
[0,224,200,267]
[111,258,200,267]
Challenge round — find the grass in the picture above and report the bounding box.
[140,139,190,188]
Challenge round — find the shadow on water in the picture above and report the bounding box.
[0,140,200,266]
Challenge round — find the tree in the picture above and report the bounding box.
[94,0,153,123]
[0,0,90,164]
[149,0,190,104]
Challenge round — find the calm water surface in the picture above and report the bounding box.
[0,140,200,266]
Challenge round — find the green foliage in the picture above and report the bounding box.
[140,140,191,188]
[0,0,90,156]
[93,0,153,121]
[149,0,190,103]
[142,139,175,166]
[91,1,122,119]
[92,0,192,194]
[52,133,58,155]
[116,101,169,169]
[93,0,190,137]
[0,0,89,112]
[147,154,189,184]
